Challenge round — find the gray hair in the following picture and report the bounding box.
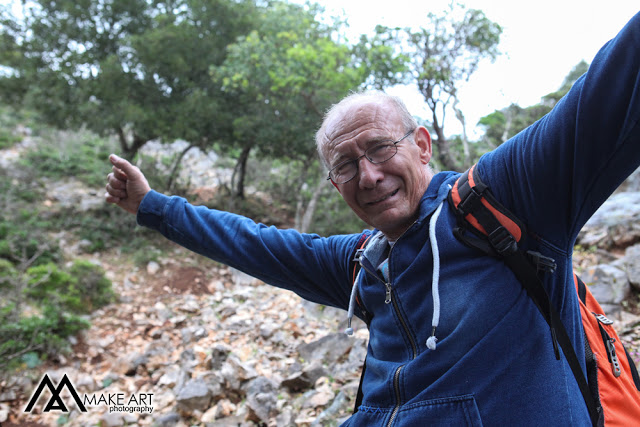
[316,91,418,169]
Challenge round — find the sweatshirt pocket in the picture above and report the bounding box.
[393,394,483,426]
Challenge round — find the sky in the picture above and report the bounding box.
[308,0,639,136]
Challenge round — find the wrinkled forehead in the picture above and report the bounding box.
[322,100,402,150]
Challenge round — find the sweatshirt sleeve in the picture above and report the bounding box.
[136,189,361,311]
[477,11,640,251]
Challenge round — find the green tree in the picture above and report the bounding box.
[0,0,257,159]
[365,3,502,171]
[213,0,407,216]
[478,61,589,147]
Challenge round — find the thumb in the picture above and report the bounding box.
[109,154,141,179]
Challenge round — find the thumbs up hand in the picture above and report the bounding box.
[105,154,151,215]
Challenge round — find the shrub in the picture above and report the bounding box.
[0,210,61,267]
[0,259,114,371]
[0,128,22,149]
[0,305,90,370]
[68,260,116,311]
[20,129,117,188]
[26,263,82,312]
[26,261,115,314]
[0,259,17,289]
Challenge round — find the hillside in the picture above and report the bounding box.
[1,127,639,426]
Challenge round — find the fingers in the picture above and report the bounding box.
[112,165,128,181]
[105,193,122,204]
[109,154,141,180]
[105,153,151,215]
[105,168,127,197]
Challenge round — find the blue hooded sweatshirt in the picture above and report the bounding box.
[136,12,640,426]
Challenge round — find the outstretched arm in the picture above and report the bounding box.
[105,154,151,214]
[104,153,359,311]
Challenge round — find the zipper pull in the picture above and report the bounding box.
[594,313,622,377]
[385,283,392,304]
[605,337,622,377]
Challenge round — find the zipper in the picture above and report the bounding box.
[358,225,421,427]
[359,243,418,359]
[594,313,622,377]
[387,365,403,427]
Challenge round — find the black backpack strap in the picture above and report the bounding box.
[354,358,367,412]
[450,167,601,427]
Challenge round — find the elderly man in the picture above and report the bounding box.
[106,12,640,426]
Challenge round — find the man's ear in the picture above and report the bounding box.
[415,127,432,164]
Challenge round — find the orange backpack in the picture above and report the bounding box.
[449,165,640,426]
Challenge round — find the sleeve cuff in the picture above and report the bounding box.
[136,189,172,230]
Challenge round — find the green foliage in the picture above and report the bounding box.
[248,156,369,236]
[0,258,17,289]
[478,61,589,147]
[0,0,259,158]
[0,158,116,371]
[25,260,114,314]
[212,0,408,198]
[0,103,43,147]
[542,61,589,106]
[0,127,21,149]
[69,260,116,310]
[0,304,89,370]
[366,3,502,171]
[21,129,118,188]
[0,210,61,267]
[478,103,552,147]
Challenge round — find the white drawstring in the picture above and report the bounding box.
[426,200,445,350]
[345,268,363,336]
[345,196,448,351]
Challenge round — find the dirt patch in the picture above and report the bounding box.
[155,266,211,295]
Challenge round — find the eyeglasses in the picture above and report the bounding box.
[326,128,415,184]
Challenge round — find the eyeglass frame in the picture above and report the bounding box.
[326,128,416,184]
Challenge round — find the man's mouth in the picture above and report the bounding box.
[366,189,399,205]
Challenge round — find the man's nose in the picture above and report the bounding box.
[358,157,383,189]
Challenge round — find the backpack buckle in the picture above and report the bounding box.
[457,187,483,216]
[488,226,518,256]
[527,251,557,273]
[353,248,365,263]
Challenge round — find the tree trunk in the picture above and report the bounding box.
[115,127,149,160]
[501,107,513,146]
[231,145,252,199]
[431,114,460,171]
[298,178,325,233]
[166,143,196,192]
[294,179,310,230]
[452,98,470,169]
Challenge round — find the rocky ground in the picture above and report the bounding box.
[2,242,369,426]
[1,139,640,426]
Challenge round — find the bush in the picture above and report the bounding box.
[20,129,117,188]
[26,261,115,314]
[0,259,17,289]
[0,128,22,149]
[68,260,116,311]
[0,305,89,370]
[0,212,61,267]
[0,258,114,371]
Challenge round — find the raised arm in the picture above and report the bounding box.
[477,11,640,250]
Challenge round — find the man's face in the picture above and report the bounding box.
[323,101,433,240]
